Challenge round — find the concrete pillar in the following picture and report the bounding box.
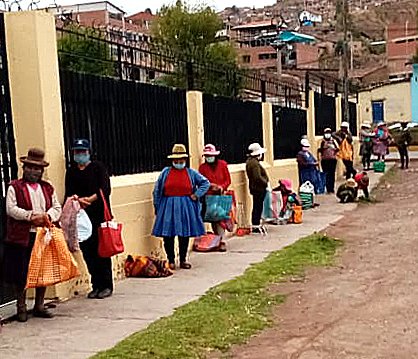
[262,102,274,166]
[186,91,205,169]
[335,94,343,130]
[5,12,66,200]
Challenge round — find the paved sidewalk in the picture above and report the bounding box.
[0,169,388,359]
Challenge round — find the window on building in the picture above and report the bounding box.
[371,100,384,124]
[258,53,277,60]
[242,55,251,63]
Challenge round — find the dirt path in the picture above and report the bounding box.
[229,165,418,359]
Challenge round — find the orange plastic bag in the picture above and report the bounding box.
[26,226,80,288]
[291,205,303,224]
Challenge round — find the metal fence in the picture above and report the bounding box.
[273,106,307,160]
[0,12,18,307]
[56,25,302,107]
[60,70,189,175]
[203,94,263,164]
[314,92,337,135]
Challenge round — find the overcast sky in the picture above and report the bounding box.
[16,0,275,14]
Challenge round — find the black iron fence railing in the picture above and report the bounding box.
[56,25,303,107]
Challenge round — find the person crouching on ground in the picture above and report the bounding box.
[354,171,370,199]
[273,179,301,224]
[336,178,358,203]
[152,144,210,270]
[245,143,269,234]
[4,148,62,322]
[199,144,231,252]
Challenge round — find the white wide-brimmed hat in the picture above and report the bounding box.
[202,144,220,156]
[341,121,349,128]
[361,123,371,128]
[301,139,311,147]
[248,143,266,157]
[377,121,386,127]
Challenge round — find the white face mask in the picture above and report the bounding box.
[324,133,332,139]
[205,156,216,164]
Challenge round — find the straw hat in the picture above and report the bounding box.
[167,144,189,159]
[346,178,358,188]
[20,148,49,167]
[248,143,266,157]
[202,144,220,156]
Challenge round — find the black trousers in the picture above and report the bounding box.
[362,152,372,170]
[321,159,337,193]
[163,237,189,264]
[398,145,409,169]
[80,228,113,292]
[342,160,357,180]
[251,191,266,226]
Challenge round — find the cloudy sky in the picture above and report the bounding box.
[16,0,275,14]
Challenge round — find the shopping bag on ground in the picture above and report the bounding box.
[193,233,222,252]
[204,195,233,222]
[26,225,80,288]
[300,181,315,194]
[316,172,326,195]
[262,190,282,221]
[98,189,124,258]
[290,205,303,224]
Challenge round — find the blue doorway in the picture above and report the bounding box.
[372,101,384,124]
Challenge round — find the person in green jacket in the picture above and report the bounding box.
[245,143,269,234]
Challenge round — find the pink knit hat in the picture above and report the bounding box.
[203,144,220,156]
[280,179,293,191]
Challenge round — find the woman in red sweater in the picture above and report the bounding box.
[199,144,232,250]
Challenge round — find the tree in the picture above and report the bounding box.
[58,25,115,76]
[152,0,242,96]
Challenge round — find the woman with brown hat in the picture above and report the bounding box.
[4,148,62,322]
[152,144,210,270]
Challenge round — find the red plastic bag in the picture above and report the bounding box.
[98,189,124,258]
[193,234,222,252]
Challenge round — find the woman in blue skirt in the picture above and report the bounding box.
[152,144,210,270]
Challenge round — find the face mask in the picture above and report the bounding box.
[324,133,331,139]
[173,162,186,170]
[74,153,91,165]
[206,156,216,164]
[23,167,43,183]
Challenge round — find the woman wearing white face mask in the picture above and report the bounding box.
[152,144,210,270]
[199,144,231,250]
[318,128,339,193]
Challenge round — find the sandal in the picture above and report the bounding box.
[180,262,192,270]
[33,308,54,319]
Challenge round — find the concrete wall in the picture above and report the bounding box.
[3,11,353,300]
[358,81,412,124]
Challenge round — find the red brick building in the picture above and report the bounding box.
[387,19,418,77]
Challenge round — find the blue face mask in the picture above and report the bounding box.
[74,153,91,165]
[173,162,186,170]
[206,156,216,164]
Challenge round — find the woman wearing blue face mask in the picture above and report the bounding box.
[65,139,114,299]
[152,144,210,270]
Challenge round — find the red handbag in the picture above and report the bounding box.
[98,189,124,258]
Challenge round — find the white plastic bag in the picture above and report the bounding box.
[300,181,315,194]
[77,209,93,242]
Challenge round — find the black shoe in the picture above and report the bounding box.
[17,306,28,323]
[33,308,54,319]
[252,227,262,234]
[87,289,100,299]
[97,288,113,299]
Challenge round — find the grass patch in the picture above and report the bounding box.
[94,234,341,359]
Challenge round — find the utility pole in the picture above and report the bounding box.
[342,0,349,124]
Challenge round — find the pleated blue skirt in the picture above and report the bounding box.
[152,196,205,238]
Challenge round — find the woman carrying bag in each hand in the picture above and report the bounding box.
[65,139,113,300]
